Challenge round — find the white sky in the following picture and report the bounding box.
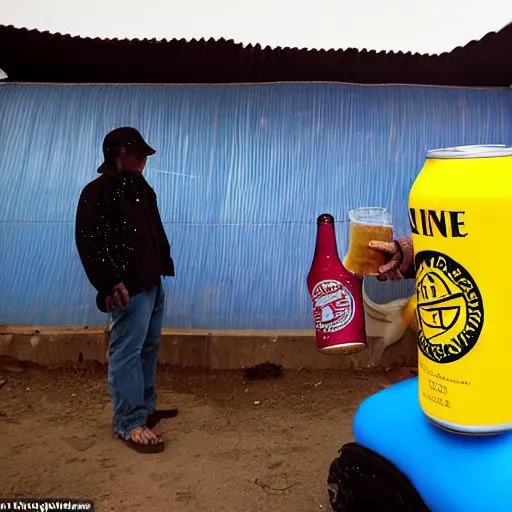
[0,0,511,55]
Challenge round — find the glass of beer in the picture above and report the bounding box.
[343,207,393,276]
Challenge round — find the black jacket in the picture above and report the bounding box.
[75,164,175,312]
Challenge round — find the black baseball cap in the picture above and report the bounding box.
[97,127,156,174]
[103,126,156,158]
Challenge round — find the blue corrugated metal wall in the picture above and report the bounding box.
[1,83,511,328]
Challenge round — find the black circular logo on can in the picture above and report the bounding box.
[415,251,484,364]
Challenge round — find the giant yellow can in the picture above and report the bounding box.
[409,144,512,435]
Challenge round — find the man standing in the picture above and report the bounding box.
[75,127,176,453]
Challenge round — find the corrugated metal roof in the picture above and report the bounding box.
[0,23,512,86]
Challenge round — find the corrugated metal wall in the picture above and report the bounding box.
[1,83,511,328]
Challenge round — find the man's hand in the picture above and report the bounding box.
[106,283,130,311]
[368,237,414,281]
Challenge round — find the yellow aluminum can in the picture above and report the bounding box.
[409,144,512,435]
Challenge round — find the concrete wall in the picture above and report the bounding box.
[0,324,417,370]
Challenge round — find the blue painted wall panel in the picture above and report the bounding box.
[1,83,511,328]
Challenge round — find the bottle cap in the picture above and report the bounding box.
[317,213,335,226]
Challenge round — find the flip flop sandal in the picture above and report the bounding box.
[122,438,165,453]
[147,408,179,429]
[116,427,166,454]
[120,429,166,453]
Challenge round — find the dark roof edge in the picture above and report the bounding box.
[1,22,509,57]
[1,22,512,86]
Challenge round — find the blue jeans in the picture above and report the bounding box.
[107,280,165,439]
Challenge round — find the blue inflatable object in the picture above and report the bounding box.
[353,377,512,512]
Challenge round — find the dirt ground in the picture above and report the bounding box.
[0,357,413,512]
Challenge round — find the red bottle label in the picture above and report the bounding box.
[311,280,355,333]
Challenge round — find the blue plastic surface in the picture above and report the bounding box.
[353,377,512,512]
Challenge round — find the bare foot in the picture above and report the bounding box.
[129,426,164,446]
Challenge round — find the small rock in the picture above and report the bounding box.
[26,387,30,391]
[254,401,261,406]
[245,388,249,393]
[71,393,77,397]
[314,381,322,387]
[0,379,5,389]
